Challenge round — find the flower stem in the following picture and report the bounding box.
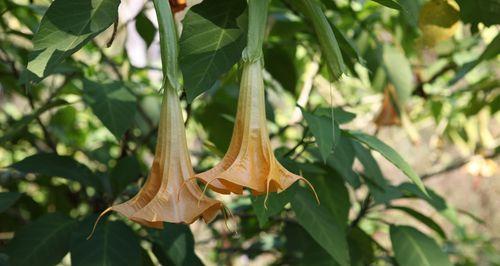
[244,0,269,62]
[152,0,181,91]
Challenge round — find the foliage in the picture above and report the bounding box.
[0,0,499,265]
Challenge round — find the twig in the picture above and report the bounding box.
[106,16,119,48]
[421,150,498,180]
[349,193,372,229]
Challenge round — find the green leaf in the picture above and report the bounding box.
[292,0,346,79]
[353,142,402,203]
[309,174,350,232]
[330,23,365,69]
[251,188,293,228]
[347,131,427,195]
[83,80,137,140]
[315,107,356,124]
[292,187,350,266]
[6,213,76,266]
[9,153,101,189]
[179,0,246,102]
[372,0,420,27]
[382,44,413,104]
[71,217,142,266]
[456,0,500,26]
[398,183,461,229]
[312,135,361,188]
[0,192,21,214]
[390,225,452,266]
[149,223,203,266]
[135,11,156,47]
[27,0,120,79]
[301,107,340,162]
[284,222,337,265]
[389,206,447,239]
[347,227,376,266]
[450,33,500,84]
[110,155,142,196]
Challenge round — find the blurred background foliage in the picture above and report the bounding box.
[0,0,499,265]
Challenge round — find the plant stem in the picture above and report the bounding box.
[243,0,269,62]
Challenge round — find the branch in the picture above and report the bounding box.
[421,149,499,180]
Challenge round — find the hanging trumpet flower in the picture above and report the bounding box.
[193,0,318,205]
[99,86,222,228]
[90,0,221,233]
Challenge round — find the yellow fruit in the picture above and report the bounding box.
[418,0,460,47]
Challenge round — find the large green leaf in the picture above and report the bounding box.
[284,222,337,265]
[149,223,203,266]
[382,45,413,104]
[301,107,340,162]
[292,187,350,266]
[0,192,21,214]
[309,174,350,232]
[292,0,346,80]
[83,80,137,140]
[9,153,101,189]
[450,33,500,84]
[347,131,427,195]
[27,0,120,79]
[70,217,142,266]
[456,0,500,26]
[179,0,246,102]
[347,227,376,266]
[6,213,76,266]
[390,225,452,266]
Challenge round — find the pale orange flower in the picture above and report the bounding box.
[91,86,222,234]
[193,60,318,205]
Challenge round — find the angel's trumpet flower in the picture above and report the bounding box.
[193,59,318,204]
[92,87,222,232]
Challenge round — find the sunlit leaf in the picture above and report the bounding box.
[27,0,120,79]
[450,33,500,84]
[179,0,246,102]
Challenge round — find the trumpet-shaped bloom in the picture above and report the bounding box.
[195,60,317,202]
[96,87,221,230]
